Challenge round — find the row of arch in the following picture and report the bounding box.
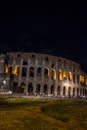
[5,65,87,85]
[13,82,87,96]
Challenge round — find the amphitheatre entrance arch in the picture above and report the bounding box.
[43,84,48,94]
[50,85,54,94]
[28,83,33,94]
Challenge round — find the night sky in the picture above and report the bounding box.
[0,8,87,72]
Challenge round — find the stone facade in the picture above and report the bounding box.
[0,52,87,97]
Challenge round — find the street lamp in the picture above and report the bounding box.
[2,80,6,90]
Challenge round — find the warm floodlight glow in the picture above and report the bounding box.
[13,66,19,75]
[63,71,67,79]
[69,72,72,80]
[58,69,62,80]
[51,69,56,80]
[5,65,9,73]
[44,67,50,77]
[80,75,84,83]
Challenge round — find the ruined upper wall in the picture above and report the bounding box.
[6,52,80,67]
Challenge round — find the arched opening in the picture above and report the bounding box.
[13,82,18,92]
[58,59,61,67]
[73,64,75,72]
[63,86,66,96]
[68,87,71,98]
[80,75,84,85]
[29,67,34,77]
[5,65,9,73]
[44,68,50,77]
[50,85,54,94]
[36,84,40,94]
[9,66,13,74]
[73,87,75,96]
[57,86,61,95]
[63,60,67,68]
[43,84,48,95]
[22,67,27,76]
[13,66,20,75]
[23,60,28,65]
[37,67,41,76]
[58,70,62,80]
[69,72,73,81]
[28,83,33,94]
[51,69,56,80]
[63,71,67,79]
[20,82,25,93]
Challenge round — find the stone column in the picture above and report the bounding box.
[66,87,68,97]
[40,84,43,94]
[34,59,38,81]
[48,84,51,94]
[33,83,36,94]
[49,61,52,83]
[18,58,23,86]
[42,60,45,82]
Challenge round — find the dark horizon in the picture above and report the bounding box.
[0,8,87,72]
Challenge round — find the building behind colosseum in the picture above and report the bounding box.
[0,52,87,97]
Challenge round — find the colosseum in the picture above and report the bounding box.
[0,52,87,97]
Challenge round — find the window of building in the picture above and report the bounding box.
[5,55,9,65]
[63,71,67,79]
[22,67,27,76]
[37,67,41,76]
[5,65,9,73]
[58,70,62,80]
[36,84,40,93]
[44,68,50,77]
[46,57,48,62]
[69,72,73,81]
[9,66,13,74]
[43,84,48,94]
[51,64,54,68]
[17,54,21,57]
[51,69,56,80]
[63,60,67,68]
[32,54,35,58]
[82,76,84,83]
[29,67,34,77]
[13,66,20,75]
[80,75,83,82]
[73,64,75,72]
[58,59,61,66]
[23,61,28,65]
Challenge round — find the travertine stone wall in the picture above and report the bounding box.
[0,52,87,97]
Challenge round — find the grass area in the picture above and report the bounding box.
[0,96,87,130]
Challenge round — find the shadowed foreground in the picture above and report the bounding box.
[0,96,87,130]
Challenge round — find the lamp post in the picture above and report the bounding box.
[2,80,6,91]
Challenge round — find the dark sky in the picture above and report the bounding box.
[0,8,87,72]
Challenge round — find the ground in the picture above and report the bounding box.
[0,96,87,130]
